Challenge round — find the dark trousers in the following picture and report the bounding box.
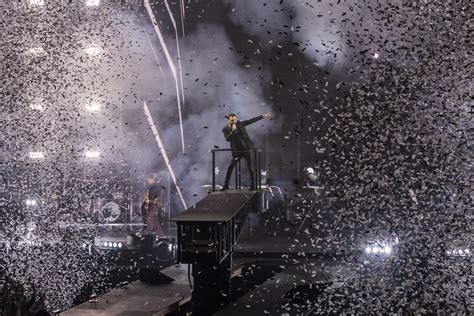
[224,152,255,188]
[141,203,165,237]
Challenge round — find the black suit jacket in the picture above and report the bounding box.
[222,115,263,156]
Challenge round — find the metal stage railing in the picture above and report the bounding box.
[210,148,262,191]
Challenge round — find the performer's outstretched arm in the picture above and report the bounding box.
[242,112,272,126]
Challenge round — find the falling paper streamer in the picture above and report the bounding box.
[409,188,418,204]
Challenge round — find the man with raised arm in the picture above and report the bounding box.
[221,112,272,191]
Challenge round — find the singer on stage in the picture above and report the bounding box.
[221,112,272,191]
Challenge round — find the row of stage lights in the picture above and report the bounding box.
[364,237,399,257]
[28,150,101,160]
[27,44,103,57]
[29,0,100,6]
[25,198,39,206]
[102,241,123,248]
[30,100,103,112]
[365,245,392,255]
[446,248,470,257]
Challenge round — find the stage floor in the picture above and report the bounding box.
[60,265,192,316]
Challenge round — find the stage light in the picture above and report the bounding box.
[29,151,45,159]
[372,246,379,253]
[383,246,391,254]
[85,0,100,6]
[30,102,44,111]
[85,150,100,158]
[118,243,122,248]
[103,241,107,247]
[446,247,471,257]
[365,247,372,254]
[29,0,45,6]
[85,45,102,56]
[85,101,100,112]
[28,47,45,56]
[373,53,379,59]
[113,242,117,248]
[25,199,37,206]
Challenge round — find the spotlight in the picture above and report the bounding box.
[30,102,44,111]
[383,246,391,254]
[446,247,470,257]
[85,45,102,56]
[365,247,372,254]
[29,0,45,5]
[29,151,45,159]
[373,53,379,59]
[25,199,37,207]
[85,0,100,6]
[85,101,100,112]
[85,150,100,158]
[103,241,107,247]
[28,47,45,56]
[113,242,117,248]
[118,243,122,248]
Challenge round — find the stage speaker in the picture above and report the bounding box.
[251,191,266,213]
[141,234,155,249]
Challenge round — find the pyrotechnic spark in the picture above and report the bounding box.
[179,0,186,37]
[144,0,185,154]
[164,0,186,111]
[143,100,188,210]
[143,28,165,79]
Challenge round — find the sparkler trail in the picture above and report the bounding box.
[164,0,186,110]
[143,28,165,79]
[143,100,188,210]
[144,0,185,154]
[180,0,185,37]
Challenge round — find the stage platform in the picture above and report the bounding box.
[60,264,192,316]
[172,190,257,222]
[60,260,248,316]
